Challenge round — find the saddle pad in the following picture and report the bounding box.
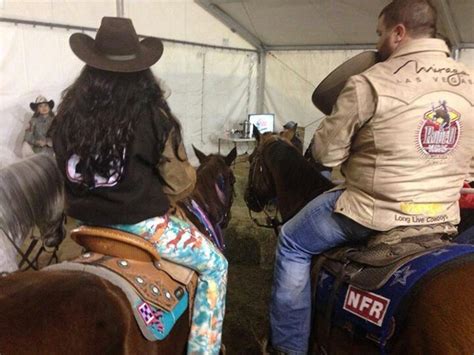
[46,258,189,341]
[322,235,451,290]
[315,244,474,348]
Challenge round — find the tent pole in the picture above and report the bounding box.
[116,0,124,17]
[0,17,256,53]
[256,49,266,113]
[453,48,460,61]
[195,0,264,51]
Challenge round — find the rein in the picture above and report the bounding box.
[182,178,233,251]
[247,206,282,236]
[184,199,225,251]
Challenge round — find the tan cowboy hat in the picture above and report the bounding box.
[312,51,379,115]
[30,95,54,111]
[70,17,163,73]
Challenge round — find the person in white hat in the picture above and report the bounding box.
[269,0,474,353]
[24,95,55,155]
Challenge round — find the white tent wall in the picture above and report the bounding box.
[0,21,258,166]
[158,43,258,159]
[0,23,84,167]
[460,49,474,67]
[0,0,116,28]
[264,49,364,147]
[0,0,253,49]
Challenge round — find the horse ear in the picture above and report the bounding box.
[225,147,237,166]
[193,145,207,164]
[252,125,261,142]
[280,129,295,141]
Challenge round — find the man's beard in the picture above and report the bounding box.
[377,40,392,61]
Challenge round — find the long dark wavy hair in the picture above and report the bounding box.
[50,66,182,187]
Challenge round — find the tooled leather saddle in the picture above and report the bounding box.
[46,225,198,341]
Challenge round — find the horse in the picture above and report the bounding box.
[0,154,65,273]
[245,131,474,354]
[245,132,333,223]
[0,146,237,354]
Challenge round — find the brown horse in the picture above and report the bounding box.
[245,132,474,354]
[245,132,333,223]
[0,147,236,354]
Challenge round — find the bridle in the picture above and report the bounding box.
[246,138,282,236]
[216,172,236,229]
[182,168,236,251]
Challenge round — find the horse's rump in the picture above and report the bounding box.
[0,270,189,355]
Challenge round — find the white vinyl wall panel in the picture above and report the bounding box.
[0,1,253,49]
[459,49,474,67]
[264,49,364,146]
[0,0,116,27]
[0,22,258,166]
[156,43,258,158]
[0,23,84,165]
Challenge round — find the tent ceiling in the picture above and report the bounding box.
[196,0,473,50]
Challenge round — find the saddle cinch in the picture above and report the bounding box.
[46,226,198,341]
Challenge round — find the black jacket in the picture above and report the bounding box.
[53,113,170,225]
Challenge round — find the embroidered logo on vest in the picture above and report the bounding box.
[418,100,461,156]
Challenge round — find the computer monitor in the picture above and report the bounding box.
[248,113,275,137]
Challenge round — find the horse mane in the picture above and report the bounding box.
[181,154,232,226]
[264,139,334,219]
[0,155,64,245]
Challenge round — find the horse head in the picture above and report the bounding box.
[0,154,65,272]
[244,129,281,213]
[245,128,334,221]
[180,146,236,249]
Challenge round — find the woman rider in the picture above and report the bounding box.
[50,17,227,355]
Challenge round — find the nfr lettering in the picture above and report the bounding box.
[343,285,390,326]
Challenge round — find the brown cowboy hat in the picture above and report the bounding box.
[70,17,163,73]
[30,95,54,111]
[312,51,379,115]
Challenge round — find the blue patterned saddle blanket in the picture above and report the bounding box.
[315,244,474,348]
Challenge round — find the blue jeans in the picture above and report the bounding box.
[270,190,375,354]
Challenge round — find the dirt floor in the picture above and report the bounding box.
[23,153,277,354]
